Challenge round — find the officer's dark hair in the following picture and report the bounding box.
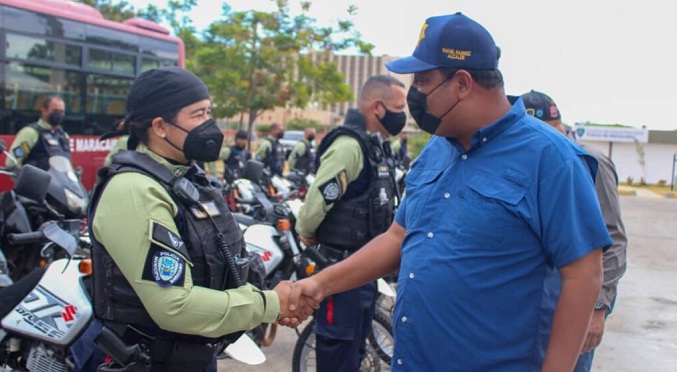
[126,110,180,148]
[235,129,248,140]
[42,95,64,109]
[359,75,406,104]
[438,67,504,89]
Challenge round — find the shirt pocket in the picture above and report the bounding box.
[464,173,529,231]
[403,168,444,226]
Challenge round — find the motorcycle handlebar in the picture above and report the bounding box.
[302,246,330,269]
[7,231,45,245]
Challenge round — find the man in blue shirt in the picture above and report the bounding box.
[282,13,611,371]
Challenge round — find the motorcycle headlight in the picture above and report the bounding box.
[65,188,87,214]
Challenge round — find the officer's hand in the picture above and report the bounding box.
[581,309,606,353]
[273,281,317,328]
[299,235,318,247]
[280,277,323,328]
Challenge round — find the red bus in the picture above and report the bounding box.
[0,0,184,191]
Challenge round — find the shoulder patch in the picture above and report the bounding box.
[142,244,186,287]
[319,178,341,203]
[13,145,25,159]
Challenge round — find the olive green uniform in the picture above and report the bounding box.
[206,146,231,176]
[5,119,53,167]
[256,135,275,160]
[93,145,279,338]
[287,140,309,170]
[295,136,363,239]
[103,135,129,167]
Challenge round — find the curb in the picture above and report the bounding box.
[618,188,637,196]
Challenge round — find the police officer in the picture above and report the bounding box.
[256,122,286,176]
[288,126,316,175]
[83,67,313,371]
[221,129,252,182]
[5,95,69,170]
[295,74,407,371]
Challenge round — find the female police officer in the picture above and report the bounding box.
[85,67,311,371]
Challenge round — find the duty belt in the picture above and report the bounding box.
[318,244,358,263]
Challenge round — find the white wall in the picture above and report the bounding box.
[580,140,677,185]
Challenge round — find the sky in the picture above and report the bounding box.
[132,0,677,131]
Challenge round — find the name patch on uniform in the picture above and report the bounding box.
[151,249,185,287]
[378,166,390,178]
[189,201,221,219]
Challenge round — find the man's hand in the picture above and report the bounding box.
[299,235,318,247]
[273,280,317,328]
[276,277,324,328]
[581,309,606,353]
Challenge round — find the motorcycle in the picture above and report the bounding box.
[286,169,315,201]
[0,140,90,281]
[0,219,89,371]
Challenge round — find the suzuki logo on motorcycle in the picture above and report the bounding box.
[61,304,77,322]
[259,251,273,262]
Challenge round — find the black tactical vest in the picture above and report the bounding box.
[88,150,246,344]
[224,146,250,182]
[264,137,285,176]
[314,124,398,250]
[24,123,70,170]
[291,140,316,174]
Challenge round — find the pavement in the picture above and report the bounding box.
[219,194,677,371]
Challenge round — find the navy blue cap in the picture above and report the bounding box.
[386,13,499,74]
[521,90,561,121]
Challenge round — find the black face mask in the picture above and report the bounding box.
[376,102,407,136]
[307,135,316,142]
[166,118,224,162]
[277,131,285,139]
[407,77,461,135]
[47,112,64,127]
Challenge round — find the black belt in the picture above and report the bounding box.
[318,244,358,263]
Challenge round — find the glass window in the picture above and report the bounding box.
[88,49,135,74]
[85,25,139,52]
[2,63,83,114]
[140,37,180,60]
[141,57,178,72]
[6,34,81,66]
[86,74,133,116]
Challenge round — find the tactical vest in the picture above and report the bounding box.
[314,126,397,250]
[264,138,285,176]
[88,150,246,344]
[291,140,316,174]
[24,123,70,170]
[224,146,250,182]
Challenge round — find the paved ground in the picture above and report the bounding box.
[220,195,677,371]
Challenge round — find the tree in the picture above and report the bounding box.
[190,0,373,139]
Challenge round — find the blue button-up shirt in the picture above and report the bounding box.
[392,97,612,371]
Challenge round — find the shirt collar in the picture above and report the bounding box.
[446,95,524,151]
[37,118,53,130]
[136,144,191,177]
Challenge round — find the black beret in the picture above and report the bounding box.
[126,66,209,122]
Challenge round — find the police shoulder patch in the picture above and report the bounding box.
[142,245,185,288]
[319,179,341,203]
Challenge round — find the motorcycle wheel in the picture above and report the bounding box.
[368,311,394,365]
[292,319,381,372]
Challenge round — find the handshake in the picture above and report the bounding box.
[272,278,323,328]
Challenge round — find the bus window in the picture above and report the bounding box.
[88,48,135,74]
[86,73,133,116]
[6,33,81,66]
[3,63,83,114]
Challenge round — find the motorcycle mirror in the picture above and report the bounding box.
[0,139,6,153]
[14,164,51,203]
[242,160,264,184]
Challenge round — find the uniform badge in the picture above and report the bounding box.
[189,201,221,219]
[151,250,185,288]
[13,146,25,158]
[319,179,341,203]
